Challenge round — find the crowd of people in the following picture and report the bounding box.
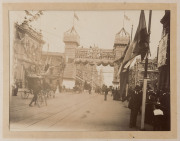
[123,85,170,131]
[109,84,170,131]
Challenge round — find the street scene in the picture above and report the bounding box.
[10,92,153,131]
[10,10,170,131]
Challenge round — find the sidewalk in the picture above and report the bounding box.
[121,100,153,131]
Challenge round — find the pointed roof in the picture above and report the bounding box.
[114,27,130,45]
[116,27,130,37]
[63,26,80,45]
[65,26,79,35]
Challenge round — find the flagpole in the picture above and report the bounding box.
[123,11,125,28]
[73,11,75,27]
[130,24,133,42]
[140,10,152,130]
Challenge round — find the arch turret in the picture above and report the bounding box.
[114,27,130,60]
[63,26,80,46]
[63,26,80,89]
[113,27,130,88]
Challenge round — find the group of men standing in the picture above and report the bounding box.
[125,85,169,131]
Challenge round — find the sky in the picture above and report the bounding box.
[10,10,164,86]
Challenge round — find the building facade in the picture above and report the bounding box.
[157,10,170,131]
[12,21,45,88]
[75,62,104,90]
[128,58,159,89]
[157,10,170,91]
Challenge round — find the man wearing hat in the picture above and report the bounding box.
[129,85,142,128]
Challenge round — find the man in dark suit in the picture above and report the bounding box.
[129,85,142,128]
[29,79,41,107]
[104,86,108,101]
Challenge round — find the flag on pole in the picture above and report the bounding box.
[124,14,130,21]
[25,10,33,16]
[133,10,149,60]
[123,10,149,66]
[74,12,79,21]
[117,10,149,76]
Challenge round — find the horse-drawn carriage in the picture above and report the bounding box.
[20,73,55,107]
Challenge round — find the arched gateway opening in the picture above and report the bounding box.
[62,25,130,96]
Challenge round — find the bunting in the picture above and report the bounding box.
[124,14,130,21]
[74,12,79,21]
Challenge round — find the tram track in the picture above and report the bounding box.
[10,93,77,112]
[10,94,84,122]
[10,94,98,130]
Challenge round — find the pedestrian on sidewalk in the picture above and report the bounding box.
[112,87,115,100]
[89,87,91,94]
[13,80,19,96]
[29,79,41,107]
[129,85,142,128]
[153,103,164,131]
[104,86,108,101]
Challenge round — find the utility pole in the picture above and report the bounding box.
[140,10,152,130]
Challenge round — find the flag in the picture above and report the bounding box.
[124,58,135,69]
[74,12,79,21]
[39,10,43,15]
[117,10,149,78]
[17,31,25,40]
[122,10,149,66]
[116,42,130,76]
[118,10,149,100]
[25,10,33,16]
[119,66,129,100]
[124,14,130,21]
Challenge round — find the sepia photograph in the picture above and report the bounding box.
[1,2,178,139]
[9,9,170,131]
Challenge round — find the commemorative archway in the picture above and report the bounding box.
[62,26,130,91]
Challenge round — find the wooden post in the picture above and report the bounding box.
[140,10,152,130]
[141,78,148,129]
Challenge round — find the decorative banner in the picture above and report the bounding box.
[76,47,115,60]
[158,34,168,68]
